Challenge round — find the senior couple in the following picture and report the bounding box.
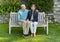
[17,4,38,37]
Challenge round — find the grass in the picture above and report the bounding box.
[0,23,60,42]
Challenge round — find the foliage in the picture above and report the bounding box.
[0,0,21,15]
[27,0,54,13]
[0,0,54,14]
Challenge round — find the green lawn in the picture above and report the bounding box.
[0,23,60,42]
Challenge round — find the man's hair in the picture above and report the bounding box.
[21,4,26,7]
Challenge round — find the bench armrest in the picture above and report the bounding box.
[45,17,48,21]
[44,16,48,24]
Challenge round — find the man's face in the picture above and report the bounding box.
[31,5,36,11]
[21,5,26,10]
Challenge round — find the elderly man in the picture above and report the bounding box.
[17,4,29,37]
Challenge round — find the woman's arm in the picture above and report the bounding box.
[36,11,38,21]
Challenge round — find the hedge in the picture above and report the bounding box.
[26,0,54,13]
[0,0,54,14]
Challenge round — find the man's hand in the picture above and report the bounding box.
[23,21,27,24]
[26,20,30,24]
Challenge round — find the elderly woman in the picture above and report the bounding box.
[27,4,38,37]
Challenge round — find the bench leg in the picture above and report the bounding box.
[9,26,11,34]
[46,26,48,35]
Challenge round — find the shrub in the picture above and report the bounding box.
[0,0,21,15]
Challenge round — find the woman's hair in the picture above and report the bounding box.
[31,4,36,7]
[39,10,43,12]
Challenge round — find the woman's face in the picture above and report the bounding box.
[31,5,36,11]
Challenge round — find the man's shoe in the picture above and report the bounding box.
[23,34,29,38]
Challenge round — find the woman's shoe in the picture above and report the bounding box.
[33,33,36,37]
[31,33,34,37]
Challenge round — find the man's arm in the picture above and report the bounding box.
[26,11,30,21]
[17,11,24,22]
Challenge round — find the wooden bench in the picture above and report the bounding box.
[9,12,48,35]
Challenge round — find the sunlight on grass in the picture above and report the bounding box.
[0,37,8,40]
[12,35,51,42]
[0,23,60,42]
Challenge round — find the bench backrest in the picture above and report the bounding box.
[10,12,45,25]
[38,12,45,24]
[10,12,18,25]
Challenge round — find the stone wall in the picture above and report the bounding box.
[53,0,60,23]
[0,15,9,24]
